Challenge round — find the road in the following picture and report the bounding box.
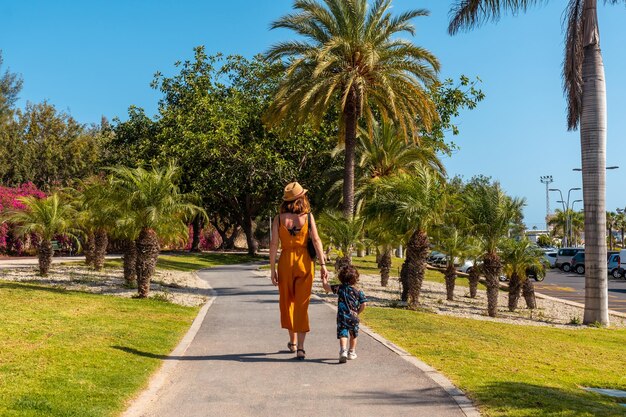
[535,268,626,313]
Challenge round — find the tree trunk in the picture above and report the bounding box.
[93,228,108,271]
[581,0,609,326]
[38,239,53,276]
[84,231,95,267]
[378,248,392,287]
[522,277,537,309]
[136,228,160,298]
[482,251,502,317]
[468,262,480,298]
[190,215,202,252]
[242,216,258,256]
[444,261,456,301]
[401,230,429,308]
[122,239,137,287]
[508,272,522,312]
[342,93,357,218]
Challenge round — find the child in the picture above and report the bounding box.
[335,265,367,363]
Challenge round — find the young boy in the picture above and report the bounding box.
[335,265,367,363]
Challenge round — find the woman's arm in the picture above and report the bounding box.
[269,215,280,286]
[309,213,330,290]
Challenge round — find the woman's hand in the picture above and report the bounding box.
[322,281,332,294]
[271,269,279,286]
[320,264,329,281]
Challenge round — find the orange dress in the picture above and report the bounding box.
[277,215,314,333]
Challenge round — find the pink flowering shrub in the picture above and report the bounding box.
[184,224,222,251]
[0,183,46,255]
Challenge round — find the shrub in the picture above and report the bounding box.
[0,183,46,255]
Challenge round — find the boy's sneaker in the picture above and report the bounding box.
[339,349,348,364]
[348,350,357,360]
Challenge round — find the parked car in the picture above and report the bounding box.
[427,251,445,263]
[555,247,583,272]
[608,253,622,278]
[543,251,557,268]
[620,249,626,278]
[457,260,477,274]
[526,264,546,281]
[571,251,586,274]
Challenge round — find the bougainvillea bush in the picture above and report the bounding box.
[183,225,222,251]
[0,183,46,255]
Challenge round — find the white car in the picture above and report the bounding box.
[543,251,557,268]
[457,260,478,274]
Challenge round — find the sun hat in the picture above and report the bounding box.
[283,182,308,202]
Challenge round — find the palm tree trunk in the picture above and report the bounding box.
[444,261,456,301]
[38,239,53,276]
[468,263,480,298]
[581,0,609,325]
[522,277,537,309]
[122,239,137,287]
[136,228,160,298]
[93,228,108,271]
[379,248,392,287]
[84,231,95,267]
[401,229,429,308]
[343,93,357,218]
[482,251,502,317]
[508,272,522,312]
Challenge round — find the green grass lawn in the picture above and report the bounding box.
[351,255,486,290]
[104,251,263,272]
[362,307,626,417]
[0,281,198,417]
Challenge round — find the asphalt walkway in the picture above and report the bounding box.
[133,263,467,417]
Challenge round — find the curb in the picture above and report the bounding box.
[121,271,217,417]
[311,293,481,417]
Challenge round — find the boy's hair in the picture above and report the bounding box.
[338,265,359,286]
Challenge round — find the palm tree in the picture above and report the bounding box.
[548,209,583,246]
[77,177,118,271]
[7,193,78,276]
[365,168,444,308]
[465,239,483,299]
[317,210,365,270]
[432,225,472,301]
[367,218,401,287]
[448,0,618,325]
[265,0,440,217]
[463,182,525,317]
[606,211,617,250]
[616,209,626,248]
[501,238,546,312]
[109,163,204,298]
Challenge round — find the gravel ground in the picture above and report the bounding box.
[0,265,210,307]
[303,270,626,329]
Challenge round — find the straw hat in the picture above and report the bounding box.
[283,182,308,201]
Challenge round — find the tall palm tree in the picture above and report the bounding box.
[7,193,79,276]
[109,163,204,298]
[365,168,444,308]
[463,182,525,317]
[265,0,440,217]
[501,238,546,312]
[448,0,620,325]
[606,211,617,250]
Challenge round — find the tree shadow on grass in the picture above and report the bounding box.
[111,345,338,365]
[0,281,71,295]
[473,381,626,417]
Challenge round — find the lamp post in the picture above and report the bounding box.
[540,175,553,231]
[570,199,583,246]
[550,187,581,246]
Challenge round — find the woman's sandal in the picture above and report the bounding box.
[296,349,306,360]
[287,342,297,353]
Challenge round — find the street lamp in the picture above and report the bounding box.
[550,187,581,246]
[540,176,553,231]
[570,199,583,245]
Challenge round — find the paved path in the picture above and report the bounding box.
[134,264,467,417]
[536,269,626,313]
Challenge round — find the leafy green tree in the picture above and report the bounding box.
[317,211,366,270]
[366,168,444,307]
[606,211,617,250]
[615,209,626,248]
[501,238,546,312]
[448,0,619,325]
[549,209,584,247]
[0,51,23,121]
[536,234,552,248]
[265,0,440,218]
[109,163,204,298]
[6,193,78,276]
[462,179,525,317]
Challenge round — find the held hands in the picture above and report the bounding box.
[320,264,331,293]
[271,269,279,286]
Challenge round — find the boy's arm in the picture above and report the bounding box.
[357,303,366,314]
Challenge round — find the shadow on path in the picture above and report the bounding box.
[112,345,339,365]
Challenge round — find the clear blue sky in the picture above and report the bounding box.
[2,0,625,228]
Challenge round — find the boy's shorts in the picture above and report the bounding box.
[337,325,359,339]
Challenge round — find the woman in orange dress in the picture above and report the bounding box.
[269,182,330,360]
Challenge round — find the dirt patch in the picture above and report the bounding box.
[0,265,209,307]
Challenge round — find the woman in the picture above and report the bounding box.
[270,181,330,360]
